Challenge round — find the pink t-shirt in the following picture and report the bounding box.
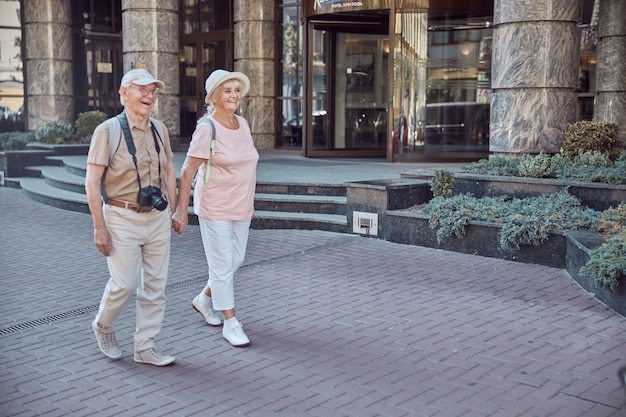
[187,114,259,221]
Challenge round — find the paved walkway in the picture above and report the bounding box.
[1,152,625,416]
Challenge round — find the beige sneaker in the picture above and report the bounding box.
[134,348,175,366]
[92,320,121,359]
[192,295,222,326]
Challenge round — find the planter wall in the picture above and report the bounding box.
[402,172,626,211]
[566,231,626,316]
[0,150,53,177]
[385,210,568,268]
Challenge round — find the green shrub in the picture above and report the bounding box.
[580,232,626,291]
[571,150,613,168]
[423,189,600,250]
[561,121,621,161]
[0,131,37,150]
[518,151,560,178]
[75,111,108,141]
[556,157,626,184]
[463,157,519,176]
[35,121,74,144]
[430,168,455,198]
[465,153,625,185]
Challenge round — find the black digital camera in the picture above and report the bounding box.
[137,186,168,211]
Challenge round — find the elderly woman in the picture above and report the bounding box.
[172,69,258,347]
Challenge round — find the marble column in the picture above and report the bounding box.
[490,0,580,156]
[595,0,626,144]
[234,0,275,150]
[121,0,180,148]
[22,0,73,130]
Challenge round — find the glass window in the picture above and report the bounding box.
[422,15,492,156]
[390,13,491,159]
[277,3,303,148]
[180,0,231,34]
[71,0,123,118]
[0,1,24,132]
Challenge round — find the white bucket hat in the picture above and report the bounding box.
[204,69,250,104]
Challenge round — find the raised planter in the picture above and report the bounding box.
[385,209,568,268]
[566,231,626,316]
[346,178,431,233]
[401,171,626,211]
[0,150,53,177]
[1,143,89,180]
[26,143,90,156]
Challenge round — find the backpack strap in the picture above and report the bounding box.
[106,115,164,164]
[105,117,123,164]
[198,117,216,185]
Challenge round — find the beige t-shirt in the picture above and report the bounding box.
[188,115,258,221]
[87,113,173,203]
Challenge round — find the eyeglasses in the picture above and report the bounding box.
[128,85,159,97]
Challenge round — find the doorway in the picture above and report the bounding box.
[306,12,390,157]
[179,34,231,140]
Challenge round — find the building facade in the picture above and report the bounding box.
[2,0,624,162]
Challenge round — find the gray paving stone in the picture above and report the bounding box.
[1,185,626,417]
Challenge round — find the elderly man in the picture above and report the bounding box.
[85,69,177,366]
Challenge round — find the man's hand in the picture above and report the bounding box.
[94,225,112,256]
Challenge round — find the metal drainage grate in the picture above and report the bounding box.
[0,236,358,336]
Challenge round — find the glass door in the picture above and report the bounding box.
[179,36,230,140]
[306,12,390,157]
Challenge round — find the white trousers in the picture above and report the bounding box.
[95,204,171,352]
[198,218,251,311]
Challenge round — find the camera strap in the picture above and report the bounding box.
[117,111,163,191]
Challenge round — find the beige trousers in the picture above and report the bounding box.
[95,204,171,352]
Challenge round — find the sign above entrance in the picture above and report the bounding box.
[305,0,431,16]
[308,0,388,15]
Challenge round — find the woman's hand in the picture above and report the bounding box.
[171,210,189,234]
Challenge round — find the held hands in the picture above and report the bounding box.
[171,209,189,234]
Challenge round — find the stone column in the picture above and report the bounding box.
[490,0,581,156]
[121,0,180,148]
[595,0,626,144]
[22,0,73,130]
[234,0,275,150]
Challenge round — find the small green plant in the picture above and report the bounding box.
[75,111,108,141]
[35,121,74,144]
[580,232,626,291]
[561,121,621,161]
[463,157,520,176]
[0,131,37,150]
[518,151,560,178]
[578,203,626,291]
[465,153,626,185]
[430,168,455,198]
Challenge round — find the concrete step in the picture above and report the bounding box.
[15,176,349,232]
[255,182,346,196]
[252,211,348,233]
[19,177,90,214]
[254,193,346,215]
[26,165,86,194]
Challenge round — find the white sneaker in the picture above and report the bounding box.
[134,348,175,366]
[222,320,250,347]
[192,295,222,326]
[92,320,121,359]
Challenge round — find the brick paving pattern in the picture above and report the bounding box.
[1,186,625,417]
